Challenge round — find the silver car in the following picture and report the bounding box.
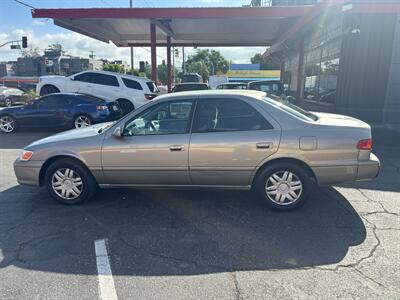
[14,90,380,210]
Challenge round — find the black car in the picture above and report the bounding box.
[0,86,25,107]
[181,73,203,83]
[172,83,209,93]
[216,82,247,90]
[0,93,121,133]
[247,80,284,96]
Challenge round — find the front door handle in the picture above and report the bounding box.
[256,142,273,149]
[169,145,184,151]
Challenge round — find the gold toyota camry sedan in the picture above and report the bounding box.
[14,90,380,210]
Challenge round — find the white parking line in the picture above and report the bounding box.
[94,239,118,300]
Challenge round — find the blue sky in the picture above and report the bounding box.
[0,0,265,67]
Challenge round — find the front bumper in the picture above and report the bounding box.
[14,159,43,186]
[357,152,380,181]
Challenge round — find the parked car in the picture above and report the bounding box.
[247,80,284,96]
[217,82,248,90]
[0,93,120,133]
[14,90,379,211]
[0,86,25,107]
[172,83,209,93]
[36,70,159,115]
[181,73,202,83]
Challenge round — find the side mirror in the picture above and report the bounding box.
[112,127,123,137]
[70,77,74,81]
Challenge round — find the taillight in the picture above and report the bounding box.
[145,94,156,100]
[357,139,372,150]
[96,105,108,111]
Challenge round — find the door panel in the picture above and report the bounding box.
[189,130,280,185]
[188,97,281,186]
[101,134,191,185]
[101,99,195,185]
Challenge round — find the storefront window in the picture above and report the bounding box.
[302,15,343,105]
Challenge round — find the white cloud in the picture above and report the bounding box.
[0,29,266,67]
[32,20,45,26]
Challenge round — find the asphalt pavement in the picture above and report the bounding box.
[0,128,399,299]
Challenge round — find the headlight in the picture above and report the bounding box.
[20,150,34,161]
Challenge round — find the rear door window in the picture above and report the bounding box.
[192,98,273,133]
[80,72,119,87]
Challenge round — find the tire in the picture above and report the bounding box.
[73,114,92,129]
[254,162,311,211]
[116,99,134,116]
[5,98,12,107]
[0,115,17,133]
[40,85,60,96]
[44,158,97,205]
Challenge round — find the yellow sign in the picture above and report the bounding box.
[226,70,281,78]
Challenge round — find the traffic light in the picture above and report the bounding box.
[22,36,27,48]
[174,48,179,58]
[139,61,145,73]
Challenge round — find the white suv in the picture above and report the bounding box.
[36,70,159,114]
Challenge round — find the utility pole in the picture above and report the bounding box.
[172,46,175,84]
[129,0,134,71]
[182,47,185,73]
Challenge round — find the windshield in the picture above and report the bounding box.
[262,96,318,122]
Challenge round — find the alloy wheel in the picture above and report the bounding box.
[0,116,15,133]
[74,115,91,129]
[265,171,303,205]
[51,168,83,200]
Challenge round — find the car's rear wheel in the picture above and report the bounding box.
[254,162,311,211]
[116,99,134,116]
[74,115,92,129]
[0,115,17,133]
[45,159,97,205]
[40,85,60,96]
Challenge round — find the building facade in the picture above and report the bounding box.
[277,1,400,124]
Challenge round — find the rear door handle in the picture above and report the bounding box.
[256,142,273,149]
[169,145,184,151]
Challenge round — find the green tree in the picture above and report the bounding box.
[156,63,179,84]
[250,53,281,70]
[186,60,209,81]
[103,63,125,73]
[185,49,229,80]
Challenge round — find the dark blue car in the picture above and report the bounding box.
[0,93,121,133]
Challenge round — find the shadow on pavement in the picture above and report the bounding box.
[0,129,61,150]
[0,185,366,276]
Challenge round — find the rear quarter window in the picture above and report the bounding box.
[122,78,143,90]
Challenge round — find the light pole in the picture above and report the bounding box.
[129,0,134,71]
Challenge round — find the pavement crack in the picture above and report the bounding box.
[353,267,386,288]
[358,189,399,216]
[230,271,242,300]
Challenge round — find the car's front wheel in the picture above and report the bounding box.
[45,159,97,205]
[0,115,17,133]
[254,162,311,211]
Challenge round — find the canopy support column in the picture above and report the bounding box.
[167,36,172,93]
[150,23,157,82]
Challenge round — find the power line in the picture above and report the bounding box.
[13,0,35,9]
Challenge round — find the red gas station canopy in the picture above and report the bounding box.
[31,6,312,47]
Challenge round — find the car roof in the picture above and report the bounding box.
[175,82,208,86]
[79,70,152,82]
[156,89,265,101]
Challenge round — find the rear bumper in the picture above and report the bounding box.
[311,153,380,185]
[14,159,43,186]
[357,153,380,181]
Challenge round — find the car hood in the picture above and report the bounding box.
[26,122,113,149]
[312,112,370,129]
